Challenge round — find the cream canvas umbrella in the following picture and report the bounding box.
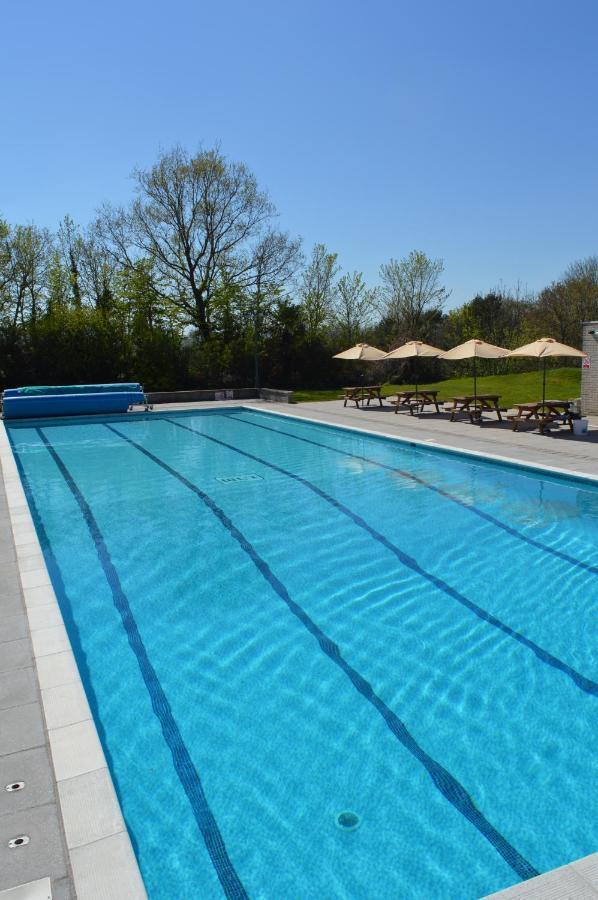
[332,342,387,360]
[333,343,387,393]
[383,340,443,394]
[439,339,509,405]
[508,337,586,407]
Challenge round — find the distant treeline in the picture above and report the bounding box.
[1,146,597,390]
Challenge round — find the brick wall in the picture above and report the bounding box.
[581,321,598,414]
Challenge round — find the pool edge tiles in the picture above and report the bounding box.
[242,403,598,486]
[0,420,148,900]
[482,852,598,898]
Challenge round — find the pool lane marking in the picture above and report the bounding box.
[35,427,249,900]
[226,411,598,578]
[159,417,598,699]
[104,422,539,882]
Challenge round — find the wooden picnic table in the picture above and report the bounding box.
[508,400,574,434]
[342,385,384,408]
[393,389,441,415]
[448,394,502,423]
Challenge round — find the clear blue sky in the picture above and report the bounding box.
[2,0,597,308]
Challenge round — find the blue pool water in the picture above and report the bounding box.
[7,407,598,899]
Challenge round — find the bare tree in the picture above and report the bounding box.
[97,147,275,338]
[57,216,83,308]
[1,224,51,325]
[378,250,450,342]
[332,271,377,344]
[78,224,118,312]
[298,243,339,341]
[239,230,302,388]
[564,255,598,286]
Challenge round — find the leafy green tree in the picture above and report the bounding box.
[378,250,450,343]
[98,147,275,338]
[31,307,129,384]
[332,271,377,345]
[1,224,51,326]
[530,258,598,346]
[298,243,339,341]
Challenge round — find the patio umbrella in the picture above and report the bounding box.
[383,340,443,394]
[332,342,387,360]
[439,339,509,405]
[508,337,586,407]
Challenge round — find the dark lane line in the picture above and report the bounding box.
[36,427,248,900]
[105,421,539,882]
[162,417,598,699]
[227,411,598,578]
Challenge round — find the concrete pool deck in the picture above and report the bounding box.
[0,398,597,898]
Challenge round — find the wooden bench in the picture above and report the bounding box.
[507,414,560,434]
[342,385,384,408]
[393,390,441,415]
[507,402,574,434]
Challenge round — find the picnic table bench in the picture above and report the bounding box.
[393,389,441,415]
[342,385,384,408]
[507,401,574,434]
[447,394,502,423]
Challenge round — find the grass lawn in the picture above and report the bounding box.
[292,367,582,408]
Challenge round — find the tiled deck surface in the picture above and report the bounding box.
[1,398,597,898]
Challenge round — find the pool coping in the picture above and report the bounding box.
[0,421,147,900]
[2,403,597,899]
[244,403,598,485]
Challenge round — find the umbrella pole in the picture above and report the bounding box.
[414,358,418,395]
[473,356,477,406]
[542,359,547,408]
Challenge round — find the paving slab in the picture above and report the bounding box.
[0,878,53,900]
[34,653,79,692]
[58,768,124,849]
[0,615,29,644]
[69,831,146,900]
[0,804,67,892]
[0,704,45,757]
[0,668,38,711]
[0,747,56,815]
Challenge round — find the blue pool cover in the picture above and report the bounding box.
[2,383,145,418]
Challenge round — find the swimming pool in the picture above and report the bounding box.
[7,406,598,899]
